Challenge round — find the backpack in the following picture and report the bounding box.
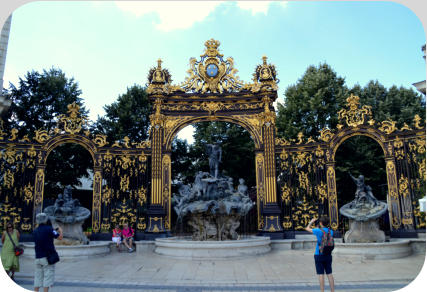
[319,228,334,255]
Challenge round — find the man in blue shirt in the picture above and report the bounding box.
[33,213,63,292]
[305,215,335,292]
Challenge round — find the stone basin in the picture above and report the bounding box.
[22,241,110,259]
[154,236,271,259]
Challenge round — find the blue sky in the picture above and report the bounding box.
[1,1,426,142]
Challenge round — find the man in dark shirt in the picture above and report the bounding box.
[33,213,63,292]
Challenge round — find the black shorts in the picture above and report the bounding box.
[314,255,332,275]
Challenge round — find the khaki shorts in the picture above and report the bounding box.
[34,257,55,288]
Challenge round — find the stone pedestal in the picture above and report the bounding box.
[344,219,385,243]
[53,221,89,245]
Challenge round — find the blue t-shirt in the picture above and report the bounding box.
[312,227,333,255]
[33,224,60,259]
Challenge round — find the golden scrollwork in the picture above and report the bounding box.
[111,198,137,226]
[292,196,317,230]
[120,175,130,192]
[282,216,293,229]
[316,181,328,203]
[34,129,50,143]
[23,183,34,204]
[200,101,224,115]
[134,140,151,149]
[0,196,22,228]
[413,114,424,130]
[319,128,333,142]
[93,134,108,147]
[0,118,7,139]
[20,218,32,231]
[338,94,372,127]
[1,145,23,164]
[3,169,14,188]
[400,123,412,131]
[276,137,291,146]
[8,128,18,141]
[102,185,112,205]
[393,137,405,160]
[281,184,292,205]
[137,186,147,206]
[379,119,397,135]
[398,175,410,198]
[137,217,146,230]
[101,218,110,232]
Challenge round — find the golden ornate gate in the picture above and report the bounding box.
[276,94,425,238]
[145,39,283,238]
[1,39,425,239]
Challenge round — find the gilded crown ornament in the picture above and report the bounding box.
[146,58,173,94]
[57,102,88,135]
[338,94,372,127]
[146,39,280,95]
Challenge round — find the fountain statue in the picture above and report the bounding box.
[339,173,388,243]
[172,144,254,241]
[44,186,91,245]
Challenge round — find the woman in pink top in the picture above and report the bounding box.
[122,223,134,253]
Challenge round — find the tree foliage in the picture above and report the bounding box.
[350,81,426,127]
[4,68,87,136]
[93,85,151,143]
[276,63,348,140]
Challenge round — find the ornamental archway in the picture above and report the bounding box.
[145,39,284,238]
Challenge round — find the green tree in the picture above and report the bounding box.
[276,63,348,140]
[4,68,91,197]
[93,85,151,143]
[350,81,425,127]
[171,138,195,185]
[4,68,87,136]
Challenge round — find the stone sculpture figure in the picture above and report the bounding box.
[172,143,253,241]
[44,186,91,245]
[206,143,222,178]
[339,173,387,243]
[349,174,378,208]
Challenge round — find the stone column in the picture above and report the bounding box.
[0,15,12,116]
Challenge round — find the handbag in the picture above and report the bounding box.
[46,249,60,265]
[6,230,24,256]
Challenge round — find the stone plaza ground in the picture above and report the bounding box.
[2,240,426,292]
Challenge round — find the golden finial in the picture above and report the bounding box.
[157,58,162,69]
[262,56,268,65]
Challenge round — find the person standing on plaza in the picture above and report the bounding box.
[305,215,335,292]
[1,222,20,281]
[33,213,63,292]
[122,223,134,253]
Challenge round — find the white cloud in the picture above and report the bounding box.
[237,1,287,15]
[114,1,287,31]
[114,1,223,31]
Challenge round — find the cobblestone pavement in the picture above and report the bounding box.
[2,248,426,292]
